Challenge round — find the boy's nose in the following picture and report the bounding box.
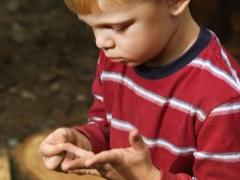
[95,35,115,50]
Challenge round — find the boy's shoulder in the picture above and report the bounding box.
[187,27,240,109]
[196,27,240,81]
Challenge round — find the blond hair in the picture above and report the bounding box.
[64,0,159,15]
[64,0,130,15]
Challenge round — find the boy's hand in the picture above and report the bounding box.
[61,143,100,175]
[65,129,161,180]
[38,127,92,172]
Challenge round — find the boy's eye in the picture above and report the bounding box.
[103,25,128,34]
[112,26,127,34]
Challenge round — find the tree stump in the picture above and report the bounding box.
[11,130,105,180]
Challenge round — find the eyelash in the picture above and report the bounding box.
[112,27,127,34]
[85,24,127,34]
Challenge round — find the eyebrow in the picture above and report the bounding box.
[79,16,134,28]
[95,19,134,27]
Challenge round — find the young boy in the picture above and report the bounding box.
[38,0,240,179]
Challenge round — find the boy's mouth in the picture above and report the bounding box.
[108,57,124,63]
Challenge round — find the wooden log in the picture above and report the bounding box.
[11,130,105,180]
[0,148,11,180]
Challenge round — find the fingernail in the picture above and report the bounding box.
[61,144,68,151]
[64,146,68,151]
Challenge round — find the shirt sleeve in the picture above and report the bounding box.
[160,97,240,180]
[73,53,110,153]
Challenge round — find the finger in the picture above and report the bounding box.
[39,143,64,157]
[85,149,121,167]
[44,154,65,170]
[63,142,94,157]
[61,143,95,171]
[68,168,100,176]
[62,157,87,171]
[129,128,146,151]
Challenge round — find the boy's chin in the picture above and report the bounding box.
[120,61,141,67]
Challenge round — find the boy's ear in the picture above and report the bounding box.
[168,0,190,16]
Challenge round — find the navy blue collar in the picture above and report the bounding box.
[134,24,211,80]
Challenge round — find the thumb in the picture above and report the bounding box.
[129,128,146,151]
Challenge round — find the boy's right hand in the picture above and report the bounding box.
[38,127,92,172]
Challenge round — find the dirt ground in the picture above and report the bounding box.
[0,0,240,150]
[0,0,99,148]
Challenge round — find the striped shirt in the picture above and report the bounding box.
[74,25,240,179]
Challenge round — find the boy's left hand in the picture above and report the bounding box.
[64,129,161,180]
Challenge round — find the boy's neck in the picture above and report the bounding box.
[144,8,200,67]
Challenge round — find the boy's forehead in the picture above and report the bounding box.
[98,0,135,12]
[77,0,162,25]
[64,0,160,16]
[77,5,133,25]
[95,0,161,14]
[78,0,137,19]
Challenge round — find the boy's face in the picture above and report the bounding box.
[78,0,177,67]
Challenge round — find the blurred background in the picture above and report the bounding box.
[0,0,240,149]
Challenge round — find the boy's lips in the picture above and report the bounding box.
[108,57,124,63]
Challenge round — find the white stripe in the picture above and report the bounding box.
[221,46,240,87]
[111,118,196,156]
[189,58,240,92]
[94,93,104,102]
[101,72,206,121]
[210,102,240,116]
[209,31,240,87]
[88,121,96,125]
[143,136,196,155]
[88,116,104,121]
[111,118,135,131]
[194,151,240,163]
[106,113,112,123]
